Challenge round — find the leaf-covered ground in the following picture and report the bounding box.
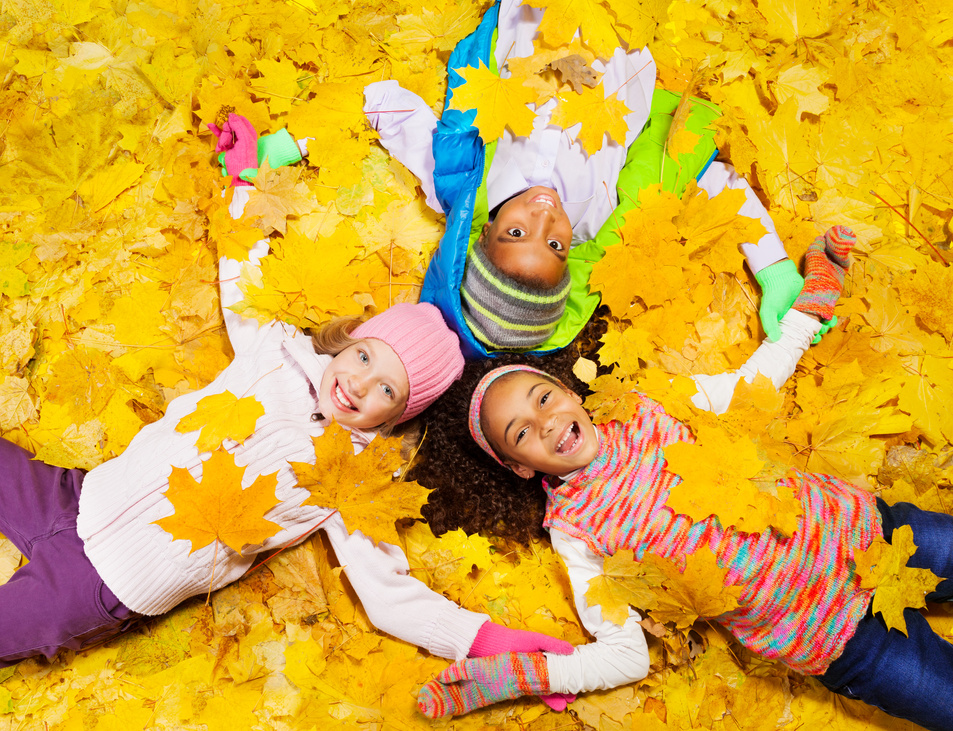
[1,0,952,728]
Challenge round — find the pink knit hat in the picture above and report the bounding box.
[351,303,464,423]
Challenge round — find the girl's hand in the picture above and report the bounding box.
[417,652,550,718]
[467,621,576,711]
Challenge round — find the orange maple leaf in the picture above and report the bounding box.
[175,390,265,452]
[447,62,537,142]
[154,449,281,554]
[289,423,430,546]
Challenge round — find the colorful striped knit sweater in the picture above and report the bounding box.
[542,398,882,675]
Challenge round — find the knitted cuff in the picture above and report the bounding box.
[468,621,574,657]
[258,129,304,169]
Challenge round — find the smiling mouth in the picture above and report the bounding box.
[333,381,357,411]
[531,193,557,208]
[555,422,581,454]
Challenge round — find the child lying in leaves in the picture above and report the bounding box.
[412,228,953,731]
[365,0,815,358]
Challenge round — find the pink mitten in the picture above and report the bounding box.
[468,621,575,711]
[207,113,258,187]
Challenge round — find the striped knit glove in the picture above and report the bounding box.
[417,652,550,719]
[468,622,575,711]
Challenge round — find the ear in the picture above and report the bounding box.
[570,390,583,405]
[508,461,536,480]
[479,221,491,244]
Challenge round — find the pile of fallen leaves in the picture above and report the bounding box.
[0,0,951,728]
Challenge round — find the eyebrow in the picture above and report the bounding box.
[502,382,545,444]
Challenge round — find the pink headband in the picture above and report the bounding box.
[468,365,551,468]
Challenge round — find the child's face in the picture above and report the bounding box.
[319,339,409,429]
[481,371,599,479]
[481,186,573,288]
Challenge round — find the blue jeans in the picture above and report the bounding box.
[819,499,953,731]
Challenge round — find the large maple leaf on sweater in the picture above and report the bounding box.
[290,423,430,547]
[154,449,281,554]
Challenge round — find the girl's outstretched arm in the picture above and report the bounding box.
[320,513,489,659]
[363,81,441,213]
[544,529,650,692]
[690,309,822,415]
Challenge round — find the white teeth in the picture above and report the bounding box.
[336,384,355,409]
[532,195,555,207]
[556,424,574,453]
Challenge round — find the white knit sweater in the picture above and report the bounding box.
[76,200,487,660]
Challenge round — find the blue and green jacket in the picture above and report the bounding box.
[420,4,721,359]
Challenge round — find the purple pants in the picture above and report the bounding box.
[0,439,135,666]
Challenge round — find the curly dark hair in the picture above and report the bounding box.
[410,311,608,545]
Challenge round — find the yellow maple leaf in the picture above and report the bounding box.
[584,373,653,424]
[664,424,802,535]
[524,0,622,60]
[550,85,632,155]
[586,548,665,624]
[642,548,744,628]
[242,160,313,235]
[154,449,281,554]
[233,224,369,329]
[175,391,265,452]
[898,354,953,447]
[895,262,953,342]
[598,324,654,375]
[447,62,538,142]
[209,204,266,263]
[290,423,429,547]
[676,182,767,274]
[770,63,830,118]
[863,526,944,635]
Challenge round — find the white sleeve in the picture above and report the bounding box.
[217,187,277,354]
[364,80,442,213]
[320,513,488,661]
[690,309,822,415]
[543,529,650,693]
[695,161,788,274]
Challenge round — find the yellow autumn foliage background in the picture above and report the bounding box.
[0,0,952,728]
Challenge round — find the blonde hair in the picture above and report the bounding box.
[305,316,364,355]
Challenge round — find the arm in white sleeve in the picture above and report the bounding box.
[364,80,442,213]
[544,529,650,693]
[320,513,489,660]
[690,309,822,414]
[695,161,788,274]
[216,187,277,353]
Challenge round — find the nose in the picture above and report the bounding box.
[541,414,557,436]
[347,374,367,398]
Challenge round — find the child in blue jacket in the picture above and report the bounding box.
[365,0,808,359]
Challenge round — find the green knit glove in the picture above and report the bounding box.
[755,258,804,342]
[238,129,304,181]
[417,652,550,719]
